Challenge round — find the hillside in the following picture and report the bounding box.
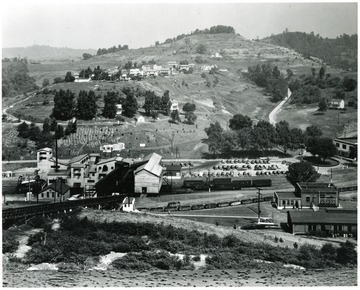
[2,45,96,61]
[262,32,357,71]
[4,32,357,159]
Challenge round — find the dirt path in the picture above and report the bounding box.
[269,88,292,125]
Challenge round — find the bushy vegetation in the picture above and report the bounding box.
[264,32,357,71]
[2,58,38,98]
[96,44,129,56]
[2,239,19,254]
[162,25,235,45]
[246,63,288,102]
[288,67,357,105]
[21,215,357,271]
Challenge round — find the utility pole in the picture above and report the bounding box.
[257,188,262,224]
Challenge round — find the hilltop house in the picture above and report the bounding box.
[329,99,345,109]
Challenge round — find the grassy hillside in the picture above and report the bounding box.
[4,33,357,159]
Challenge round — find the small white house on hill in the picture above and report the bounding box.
[329,99,345,109]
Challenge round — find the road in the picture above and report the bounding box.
[269,88,292,125]
[147,213,271,219]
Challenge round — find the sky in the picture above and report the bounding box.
[1,1,358,49]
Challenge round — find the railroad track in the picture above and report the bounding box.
[2,194,127,222]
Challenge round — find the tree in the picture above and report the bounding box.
[236,127,252,150]
[275,121,291,153]
[53,77,63,84]
[123,94,138,118]
[307,137,337,162]
[184,111,197,124]
[52,89,75,120]
[342,77,357,91]
[77,90,97,120]
[220,131,237,152]
[170,110,181,123]
[42,118,51,133]
[82,53,93,60]
[50,118,58,132]
[42,78,50,87]
[17,122,30,138]
[229,114,252,131]
[204,122,224,157]
[196,44,207,54]
[64,72,75,82]
[182,102,196,113]
[336,241,357,265]
[161,90,171,115]
[287,161,319,184]
[54,124,64,140]
[318,98,328,112]
[321,243,337,261]
[150,110,159,121]
[103,91,118,119]
[143,91,161,115]
[319,66,326,80]
[29,123,41,142]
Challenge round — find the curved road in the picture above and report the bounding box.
[269,88,292,125]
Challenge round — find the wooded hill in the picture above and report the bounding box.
[262,32,357,71]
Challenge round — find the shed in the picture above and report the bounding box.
[39,182,71,202]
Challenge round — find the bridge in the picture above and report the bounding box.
[2,194,128,223]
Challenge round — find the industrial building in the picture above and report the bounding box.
[287,210,357,236]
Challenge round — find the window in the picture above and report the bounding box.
[52,192,54,198]
[336,143,339,148]
[342,144,347,149]
[41,193,44,198]
[47,192,49,198]
[306,196,310,202]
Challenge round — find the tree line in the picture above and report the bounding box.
[204,114,337,162]
[2,58,38,99]
[162,25,235,45]
[96,44,129,56]
[264,32,357,71]
[289,66,357,107]
[245,63,288,102]
[17,117,76,149]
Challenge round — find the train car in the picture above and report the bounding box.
[251,179,272,187]
[183,180,208,190]
[150,206,165,212]
[231,179,252,189]
[217,202,230,208]
[166,201,180,211]
[263,196,273,202]
[179,205,191,211]
[229,201,241,206]
[191,204,205,210]
[252,197,265,203]
[204,203,217,209]
[212,178,234,190]
[241,199,253,205]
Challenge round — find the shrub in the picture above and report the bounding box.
[192,255,201,262]
[336,241,357,266]
[293,242,299,249]
[279,238,284,243]
[27,232,46,246]
[2,239,19,254]
[112,254,151,271]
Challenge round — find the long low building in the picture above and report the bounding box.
[287,210,357,236]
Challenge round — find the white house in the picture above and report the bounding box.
[329,99,345,109]
[170,101,179,112]
[121,197,136,212]
[116,104,123,115]
[137,116,145,123]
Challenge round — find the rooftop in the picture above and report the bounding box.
[334,137,357,145]
[275,191,300,199]
[297,182,337,191]
[288,211,357,225]
[42,182,71,195]
[134,153,163,177]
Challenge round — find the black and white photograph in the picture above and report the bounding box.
[1,0,358,287]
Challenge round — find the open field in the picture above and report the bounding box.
[277,103,357,138]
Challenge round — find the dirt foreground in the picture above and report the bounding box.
[2,262,357,287]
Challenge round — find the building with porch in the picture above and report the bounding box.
[287,210,357,236]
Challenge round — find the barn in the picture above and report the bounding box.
[134,153,163,194]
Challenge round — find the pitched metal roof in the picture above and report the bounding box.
[69,154,88,164]
[134,153,162,177]
[288,211,357,225]
[96,156,123,166]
